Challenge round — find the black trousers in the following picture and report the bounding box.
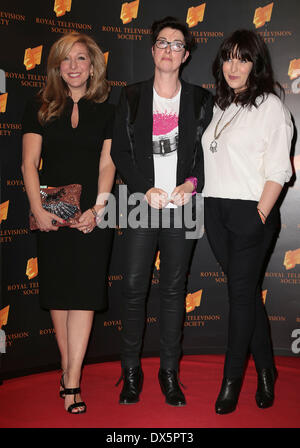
[120,211,196,370]
[204,197,279,378]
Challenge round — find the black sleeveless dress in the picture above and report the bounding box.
[22,96,115,311]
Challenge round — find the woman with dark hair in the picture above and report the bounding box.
[150,15,195,54]
[202,30,293,414]
[21,33,115,414]
[111,16,213,407]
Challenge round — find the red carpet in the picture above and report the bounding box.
[0,355,299,429]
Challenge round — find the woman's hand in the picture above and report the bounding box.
[257,180,284,225]
[70,209,96,233]
[170,181,194,206]
[93,204,106,226]
[145,188,169,209]
[32,208,66,232]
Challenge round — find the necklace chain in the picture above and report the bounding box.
[209,106,243,153]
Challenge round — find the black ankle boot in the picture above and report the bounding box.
[255,368,277,409]
[215,377,243,414]
[158,368,186,407]
[118,366,143,404]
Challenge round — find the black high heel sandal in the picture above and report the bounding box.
[59,372,66,399]
[64,387,87,414]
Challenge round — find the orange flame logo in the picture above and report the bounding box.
[26,257,38,280]
[155,251,160,271]
[0,200,9,223]
[0,305,9,329]
[120,0,139,25]
[262,289,267,304]
[186,290,203,313]
[24,46,43,71]
[284,249,300,270]
[186,3,206,28]
[104,52,109,66]
[288,59,300,80]
[0,93,8,113]
[54,0,72,17]
[253,2,273,28]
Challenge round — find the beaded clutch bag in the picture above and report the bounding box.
[29,184,82,230]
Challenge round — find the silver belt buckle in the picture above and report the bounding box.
[159,139,166,155]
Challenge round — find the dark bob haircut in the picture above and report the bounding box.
[151,16,195,53]
[212,29,283,109]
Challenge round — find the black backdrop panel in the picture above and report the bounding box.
[0,0,299,378]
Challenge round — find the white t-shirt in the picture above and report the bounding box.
[153,87,181,208]
[202,93,293,201]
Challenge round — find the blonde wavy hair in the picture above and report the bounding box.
[38,33,110,123]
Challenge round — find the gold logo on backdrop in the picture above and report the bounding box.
[104,52,109,66]
[186,3,206,28]
[0,306,9,328]
[26,257,38,280]
[0,93,8,113]
[288,59,300,80]
[24,46,43,71]
[186,290,203,313]
[262,289,267,304]
[253,2,273,28]
[54,0,72,17]
[120,0,139,25]
[0,200,9,222]
[155,251,160,271]
[284,249,300,270]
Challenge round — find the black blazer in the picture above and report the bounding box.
[111,78,213,195]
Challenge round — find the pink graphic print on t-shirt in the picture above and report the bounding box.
[153,112,178,136]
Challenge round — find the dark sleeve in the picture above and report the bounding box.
[110,88,152,195]
[22,96,43,136]
[104,103,115,140]
[191,90,214,192]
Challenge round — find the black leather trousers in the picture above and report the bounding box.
[120,212,196,370]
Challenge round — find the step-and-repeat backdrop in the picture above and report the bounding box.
[0,0,299,379]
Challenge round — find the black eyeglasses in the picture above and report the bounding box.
[155,39,185,52]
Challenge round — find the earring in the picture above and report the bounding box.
[90,72,94,79]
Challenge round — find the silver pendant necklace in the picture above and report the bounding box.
[209,105,243,153]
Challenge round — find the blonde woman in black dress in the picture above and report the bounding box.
[21,33,115,414]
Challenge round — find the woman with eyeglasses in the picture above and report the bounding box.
[111,16,213,406]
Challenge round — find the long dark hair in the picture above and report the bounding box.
[212,29,283,109]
